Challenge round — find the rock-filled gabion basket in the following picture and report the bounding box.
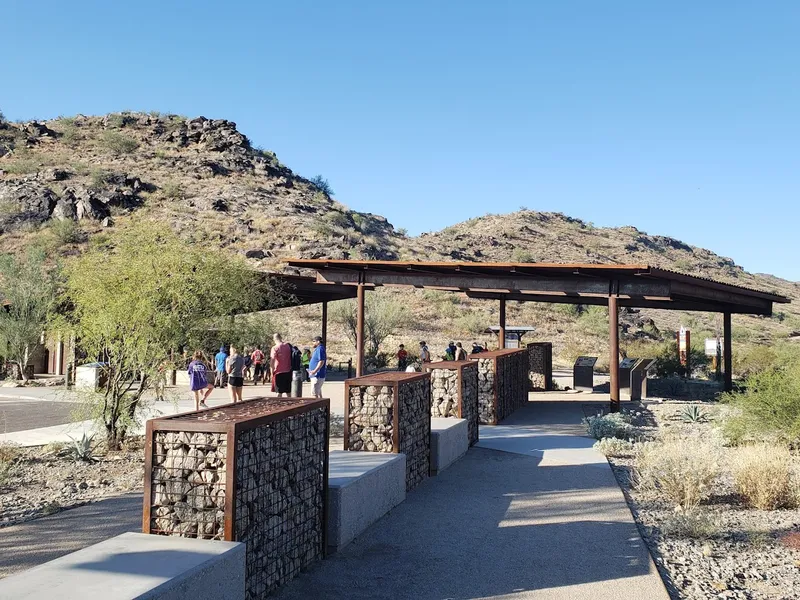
[526,342,553,391]
[424,361,479,446]
[345,372,431,490]
[143,397,330,600]
[470,349,529,424]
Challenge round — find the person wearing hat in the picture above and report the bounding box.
[308,336,327,398]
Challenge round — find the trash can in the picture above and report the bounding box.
[291,370,304,397]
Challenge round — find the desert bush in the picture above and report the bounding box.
[634,435,722,510]
[593,437,635,457]
[511,248,534,263]
[722,348,800,443]
[731,444,797,510]
[160,181,184,200]
[310,175,334,196]
[734,344,779,378]
[323,211,351,229]
[0,443,19,484]
[48,218,84,246]
[660,508,721,539]
[653,341,709,378]
[577,306,608,337]
[583,413,633,440]
[100,131,139,155]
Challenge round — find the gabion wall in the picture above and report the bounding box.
[472,349,529,424]
[527,342,553,391]
[427,361,479,446]
[144,397,329,599]
[346,372,431,490]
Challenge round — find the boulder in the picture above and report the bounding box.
[0,181,57,222]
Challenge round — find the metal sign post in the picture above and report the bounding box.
[573,356,598,392]
[678,327,691,377]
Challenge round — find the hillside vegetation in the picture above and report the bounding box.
[1,111,797,367]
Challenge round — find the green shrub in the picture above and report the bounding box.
[583,413,633,440]
[577,305,608,337]
[661,509,721,539]
[593,437,635,457]
[323,211,351,229]
[653,341,709,378]
[89,169,111,190]
[310,175,334,196]
[48,218,84,246]
[100,131,139,155]
[722,349,800,443]
[634,435,721,510]
[733,344,779,378]
[160,181,184,200]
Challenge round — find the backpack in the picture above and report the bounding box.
[291,346,303,371]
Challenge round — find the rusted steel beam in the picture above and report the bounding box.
[356,284,365,377]
[499,298,506,350]
[724,312,733,393]
[671,281,773,312]
[609,295,620,413]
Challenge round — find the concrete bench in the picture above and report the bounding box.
[327,450,406,553]
[0,532,244,600]
[430,417,468,475]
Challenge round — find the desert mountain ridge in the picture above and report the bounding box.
[1,111,798,351]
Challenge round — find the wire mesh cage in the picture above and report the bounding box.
[143,397,330,599]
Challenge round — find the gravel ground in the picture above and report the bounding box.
[0,438,145,527]
[608,401,800,600]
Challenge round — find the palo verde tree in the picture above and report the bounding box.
[331,290,406,366]
[64,223,280,449]
[0,249,61,381]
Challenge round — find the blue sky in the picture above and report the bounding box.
[3,1,799,280]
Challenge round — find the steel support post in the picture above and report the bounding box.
[321,300,328,347]
[499,298,507,349]
[723,312,732,392]
[609,295,620,412]
[356,284,365,377]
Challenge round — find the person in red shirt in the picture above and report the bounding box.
[270,333,293,397]
[250,345,266,385]
[397,344,408,371]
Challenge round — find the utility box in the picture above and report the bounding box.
[143,397,330,599]
[424,360,479,446]
[526,342,553,391]
[573,356,597,392]
[75,362,108,391]
[344,372,431,491]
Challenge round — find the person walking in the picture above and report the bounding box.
[250,345,265,385]
[419,341,431,364]
[225,345,245,403]
[242,348,252,383]
[454,341,468,361]
[270,333,293,398]
[308,336,327,398]
[214,345,228,388]
[188,351,214,410]
[397,344,408,371]
[301,348,311,381]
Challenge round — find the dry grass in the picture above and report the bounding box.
[731,444,799,510]
[660,509,722,539]
[634,434,722,510]
[0,443,20,484]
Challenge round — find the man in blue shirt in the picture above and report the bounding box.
[214,345,228,388]
[308,336,327,398]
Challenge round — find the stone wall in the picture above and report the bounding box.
[473,349,529,424]
[346,373,431,490]
[527,342,553,391]
[428,362,479,446]
[647,377,722,401]
[146,398,329,599]
[460,362,479,445]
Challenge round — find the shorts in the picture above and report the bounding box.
[229,376,244,388]
[311,377,325,396]
[274,371,292,393]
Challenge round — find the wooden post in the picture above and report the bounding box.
[609,295,620,412]
[356,284,365,377]
[321,301,328,347]
[723,312,732,392]
[499,298,506,349]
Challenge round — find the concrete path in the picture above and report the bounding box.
[0,494,143,579]
[0,382,347,446]
[275,401,668,600]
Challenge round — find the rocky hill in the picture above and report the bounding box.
[1,112,798,363]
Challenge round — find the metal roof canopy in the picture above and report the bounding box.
[284,260,790,316]
[268,273,358,307]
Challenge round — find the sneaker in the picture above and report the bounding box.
[199,401,208,409]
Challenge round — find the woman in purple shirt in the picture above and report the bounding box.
[188,350,214,410]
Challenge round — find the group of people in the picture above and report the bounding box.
[396,340,486,371]
[186,333,327,411]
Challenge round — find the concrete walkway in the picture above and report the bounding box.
[275,401,668,600]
